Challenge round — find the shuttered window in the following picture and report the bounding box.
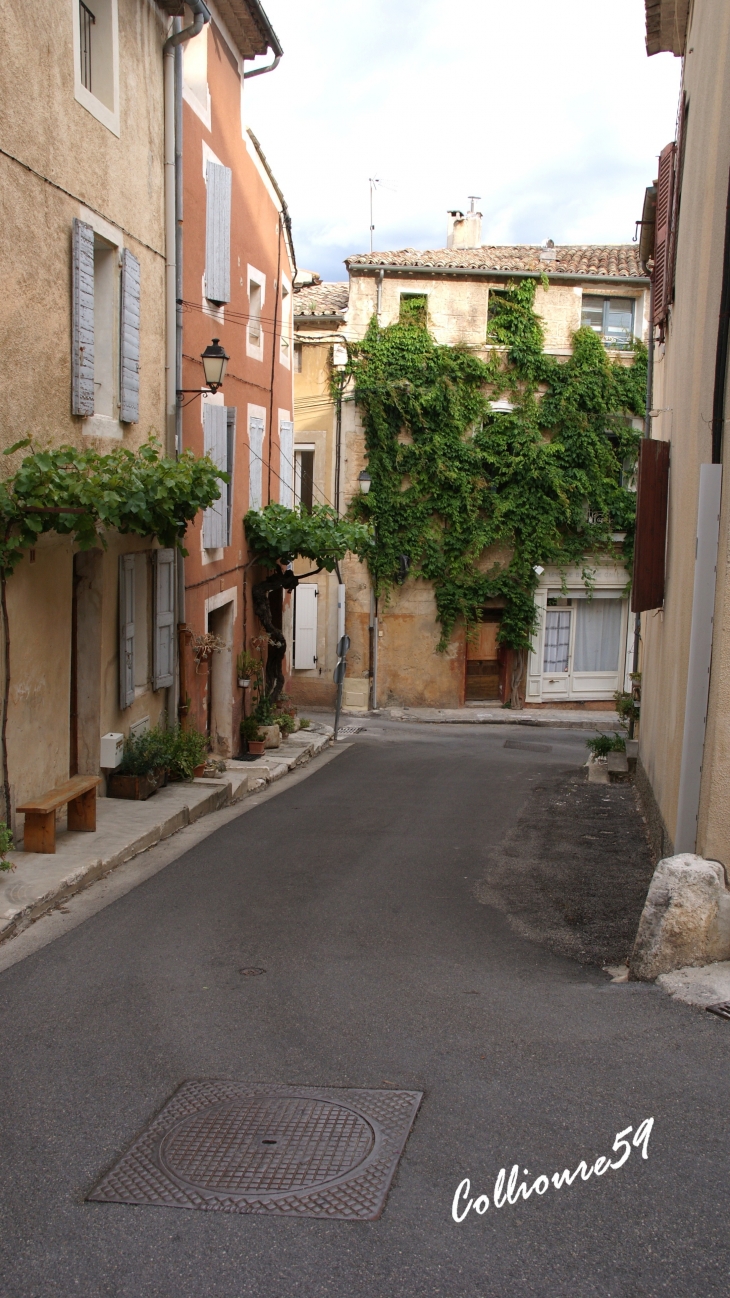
[152,548,175,690]
[653,142,676,325]
[72,217,95,416]
[279,419,294,506]
[249,415,265,511]
[202,403,228,549]
[631,439,670,612]
[294,584,318,668]
[119,554,136,708]
[205,161,232,305]
[119,247,140,423]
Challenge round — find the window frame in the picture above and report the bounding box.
[72,0,120,136]
[581,294,636,351]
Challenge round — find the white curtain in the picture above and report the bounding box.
[574,599,622,672]
[543,610,571,672]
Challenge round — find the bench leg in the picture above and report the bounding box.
[68,787,97,832]
[23,811,56,854]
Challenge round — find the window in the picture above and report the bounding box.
[581,296,635,349]
[202,404,235,548]
[573,600,622,673]
[399,293,427,326]
[73,0,119,135]
[295,448,315,512]
[71,219,140,429]
[248,279,262,346]
[293,343,303,373]
[543,609,571,674]
[248,413,265,510]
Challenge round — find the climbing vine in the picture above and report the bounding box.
[0,437,225,573]
[344,278,645,649]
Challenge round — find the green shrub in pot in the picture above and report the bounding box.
[240,715,264,744]
[118,726,170,776]
[167,726,208,781]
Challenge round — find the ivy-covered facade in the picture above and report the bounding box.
[337,240,650,711]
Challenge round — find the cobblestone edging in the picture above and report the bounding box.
[0,728,333,944]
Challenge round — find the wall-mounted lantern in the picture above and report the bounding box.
[358,469,372,495]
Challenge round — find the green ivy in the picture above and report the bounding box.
[243,502,372,571]
[0,438,225,574]
[344,278,645,649]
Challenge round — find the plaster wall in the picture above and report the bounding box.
[639,0,730,862]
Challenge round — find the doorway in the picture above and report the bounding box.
[69,550,103,777]
[465,610,502,701]
[207,600,234,756]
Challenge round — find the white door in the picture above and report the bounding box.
[294,584,318,669]
[542,609,572,698]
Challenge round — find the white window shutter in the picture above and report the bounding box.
[72,218,95,416]
[279,420,294,506]
[152,548,175,690]
[294,584,318,669]
[120,248,140,423]
[119,554,136,709]
[248,415,265,511]
[205,161,232,304]
[202,403,228,548]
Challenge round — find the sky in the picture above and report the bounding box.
[243,0,682,283]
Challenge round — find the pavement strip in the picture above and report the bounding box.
[0,743,348,975]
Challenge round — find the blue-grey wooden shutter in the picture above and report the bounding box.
[202,404,228,548]
[119,248,140,423]
[226,406,236,546]
[119,554,136,709]
[205,161,232,305]
[152,548,175,690]
[72,218,95,416]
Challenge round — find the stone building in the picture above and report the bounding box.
[0,0,172,823]
[632,0,730,864]
[335,223,646,711]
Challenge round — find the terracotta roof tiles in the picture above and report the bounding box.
[293,282,349,318]
[345,245,646,279]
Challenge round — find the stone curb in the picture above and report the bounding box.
[0,728,333,945]
[376,707,622,731]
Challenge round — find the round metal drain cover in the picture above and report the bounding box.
[158,1096,375,1196]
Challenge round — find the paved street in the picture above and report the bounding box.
[1,723,729,1297]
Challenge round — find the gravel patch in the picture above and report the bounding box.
[475,768,655,967]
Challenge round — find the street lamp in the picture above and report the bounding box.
[201,338,229,393]
[358,469,372,495]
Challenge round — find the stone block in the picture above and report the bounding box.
[607,751,630,782]
[260,725,281,749]
[630,854,730,980]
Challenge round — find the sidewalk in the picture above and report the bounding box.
[0,728,332,943]
[375,705,622,730]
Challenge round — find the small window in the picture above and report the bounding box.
[295,448,315,513]
[293,343,303,373]
[248,279,262,346]
[79,1,94,91]
[487,289,509,323]
[581,296,635,350]
[399,293,427,326]
[74,0,118,134]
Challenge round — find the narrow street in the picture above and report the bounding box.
[1,724,729,1297]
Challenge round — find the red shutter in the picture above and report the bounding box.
[631,439,670,612]
[653,143,676,324]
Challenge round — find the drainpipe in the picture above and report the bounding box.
[163,3,210,727]
[243,53,281,79]
[675,161,730,852]
[376,269,384,321]
[629,279,655,737]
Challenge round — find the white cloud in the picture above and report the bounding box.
[244,0,682,281]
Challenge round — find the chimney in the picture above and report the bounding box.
[447,199,482,249]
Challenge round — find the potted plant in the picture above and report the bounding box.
[107,727,170,800]
[166,726,209,781]
[236,649,260,690]
[240,714,266,756]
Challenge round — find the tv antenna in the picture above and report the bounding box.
[369,177,381,253]
[467,195,481,213]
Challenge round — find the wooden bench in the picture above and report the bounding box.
[18,775,102,854]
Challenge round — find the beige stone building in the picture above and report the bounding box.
[633,0,730,865]
[290,224,650,713]
[0,0,172,825]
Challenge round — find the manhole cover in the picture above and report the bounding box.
[706,1001,730,1020]
[89,1082,422,1219]
[337,726,365,736]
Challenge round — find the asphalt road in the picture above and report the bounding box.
[1,723,729,1298]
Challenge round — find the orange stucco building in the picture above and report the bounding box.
[177,3,294,754]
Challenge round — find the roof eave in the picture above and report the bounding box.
[346,264,650,288]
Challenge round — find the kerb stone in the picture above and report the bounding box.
[630,853,730,980]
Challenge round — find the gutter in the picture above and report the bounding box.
[347,263,650,288]
[294,314,346,327]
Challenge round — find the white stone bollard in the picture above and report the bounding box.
[630,854,730,980]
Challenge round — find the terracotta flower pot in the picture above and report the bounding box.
[247,740,266,756]
[193,763,207,778]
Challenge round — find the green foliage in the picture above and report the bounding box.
[117,724,208,780]
[298,717,311,730]
[0,438,225,574]
[243,502,372,571]
[252,692,277,727]
[236,650,261,680]
[614,690,640,725]
[0,820,15,871]
[240,714,264,743]
[586,732,627,758]
[344,279,645,648]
